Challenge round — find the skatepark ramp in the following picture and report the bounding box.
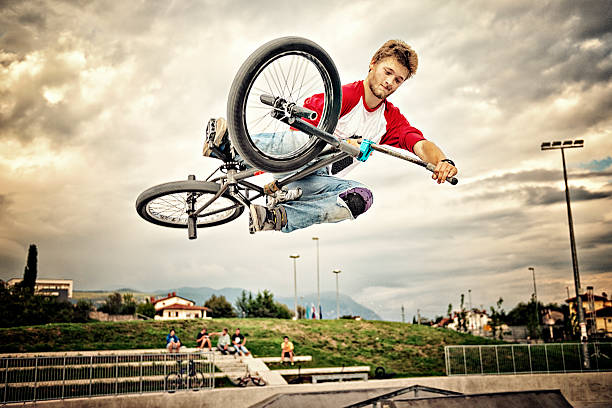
[249,386,574,408]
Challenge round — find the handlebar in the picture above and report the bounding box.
[369,144,458,185]
[259,94,318,121]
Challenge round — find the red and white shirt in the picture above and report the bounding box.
[304,80,425,176]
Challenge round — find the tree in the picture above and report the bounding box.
[204,294,236,317]
[459,294,468,332]
[447,303,453,318]
[489,297,505,340]
[233,290,291,319]
[235,290,252,317]
[22,244,38,293]
[100,292,123,315]
[121,293,137,315]
[136,300,155,318]
[297,305,306,319]
[74,300,93,322]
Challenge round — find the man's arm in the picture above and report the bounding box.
[413,140,457,184]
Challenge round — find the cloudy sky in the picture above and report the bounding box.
[1,0,611,321]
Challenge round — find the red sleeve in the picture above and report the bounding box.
[380,101,425,154]
[302,81,363,126]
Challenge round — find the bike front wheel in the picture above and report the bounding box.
[136,179,244,228]
[228,36,342,173]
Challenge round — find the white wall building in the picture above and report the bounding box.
[151,292,211,320]
[7,278,73,300]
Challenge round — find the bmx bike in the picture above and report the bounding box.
[135,37,458,240]
[165,358,205,392]
[229,366,267,387]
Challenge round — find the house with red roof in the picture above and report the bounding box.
[151,292,211,320]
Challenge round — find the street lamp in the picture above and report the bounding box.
[312,237,320,319]
[333,269,341,319]
[528,267,539,337]
[290,254,300,320]
[541,139,589,368]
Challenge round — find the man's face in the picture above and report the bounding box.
[365,57,409,101]
[235,329,240,334]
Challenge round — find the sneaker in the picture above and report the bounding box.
[249,204,287,233]
[203,117,231,159]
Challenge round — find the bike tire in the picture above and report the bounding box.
[165,372,180,392]
[135,180,244,228]
[227,36,341,173]
[252,377,267,386]
[189,371,205,389]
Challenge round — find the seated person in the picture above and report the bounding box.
[196,327,212,350]
[215,327,233,355]
[166,329,181,353]
[281,336,294,365]
[232,328,250,357]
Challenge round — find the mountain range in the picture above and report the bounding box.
[152,286,382,320]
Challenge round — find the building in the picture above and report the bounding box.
[7,278,73,301]
[151,292,211,320]
[566,288,612,337]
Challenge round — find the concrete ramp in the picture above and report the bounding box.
[249,388,574,408]
[386,390,573,407]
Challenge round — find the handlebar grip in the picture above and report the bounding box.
[290,105,318,121]
[426,163,458,185]
[260,94,276,106]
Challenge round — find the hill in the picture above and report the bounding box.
[0,319,499,377]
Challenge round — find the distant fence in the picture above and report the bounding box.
[0,352,214,403]
[445,343,612,376]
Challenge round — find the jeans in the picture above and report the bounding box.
[251,132,374,233]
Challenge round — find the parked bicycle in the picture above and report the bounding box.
[230,366,267,387]
[165,358,205,392]
[136,37,458,239]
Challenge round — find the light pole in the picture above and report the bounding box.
[312,237,320,319]
[468,289,472,311]
[541,139,589,368]
[528,267,539,337]
[290,254,300,320]
[333,269,341,319]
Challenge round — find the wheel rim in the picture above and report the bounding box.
[145,191,240,226]
[243,50,334,161]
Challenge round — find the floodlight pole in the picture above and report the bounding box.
[541,139,589,368]
[290,255,300,319]
[528,267,539,337]
[333,269,341,319]
[313,237,320,319]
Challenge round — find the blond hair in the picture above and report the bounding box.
[371,40,418,78]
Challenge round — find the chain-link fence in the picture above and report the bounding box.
[445,342,612,376]
[0,352,215,403]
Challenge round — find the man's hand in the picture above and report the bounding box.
[432,160,458,184]
[413,140,457,184]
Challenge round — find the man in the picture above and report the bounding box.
[204,40,457,232]
[281,336,294,365]
[215,327,232,355]
[232,328,250,357]
[166,329,181,353]
[195,327,212,350]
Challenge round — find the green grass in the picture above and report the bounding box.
[0,319,502,377]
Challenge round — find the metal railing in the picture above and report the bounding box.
[0,352,215,403]
[445,342,612,376]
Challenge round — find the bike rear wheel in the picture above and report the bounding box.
[136,179,244,228]
[189,371,205,389]
[165,372,180,392]
[227,36,341,173]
